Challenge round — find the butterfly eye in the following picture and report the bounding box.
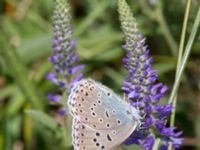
[126,110,131,115]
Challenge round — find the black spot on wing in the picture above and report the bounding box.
[107,134,112,141]
[105,110,110,118]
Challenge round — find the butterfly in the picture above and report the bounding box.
[68,78,141,150]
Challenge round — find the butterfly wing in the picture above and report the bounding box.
[68,79,139,150]
[72,117,137,150]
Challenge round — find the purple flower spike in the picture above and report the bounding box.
[47,0,84,92]
[48,0,84,91]
[118,0,182,149]
[46,0,84,115]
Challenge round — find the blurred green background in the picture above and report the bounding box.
[0,0,200,150]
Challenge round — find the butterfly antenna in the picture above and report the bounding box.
[123,93,128,102]
[123,93,125,101]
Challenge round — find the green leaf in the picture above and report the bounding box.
[153,62,175,75]
[25,109,59,131]
[17,33,51,63]
[125,145,142,150]
[0,85,17,100]
[115,145,142,150]
[6,92,25,117]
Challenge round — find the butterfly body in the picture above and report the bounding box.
[68,79,140,150]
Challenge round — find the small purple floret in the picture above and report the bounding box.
[47,93,60,102]
[139,136,154,150]
[58,109,66,116]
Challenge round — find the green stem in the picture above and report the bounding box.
[61,75,73,148]
[23,103,32,150]
[0,37,43,109]
[62,90,69,148]
[168,6,200,148]
[168,1,191,149]
[168,6,200,104]
[152,139,161,150]
[151,3,200,150]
